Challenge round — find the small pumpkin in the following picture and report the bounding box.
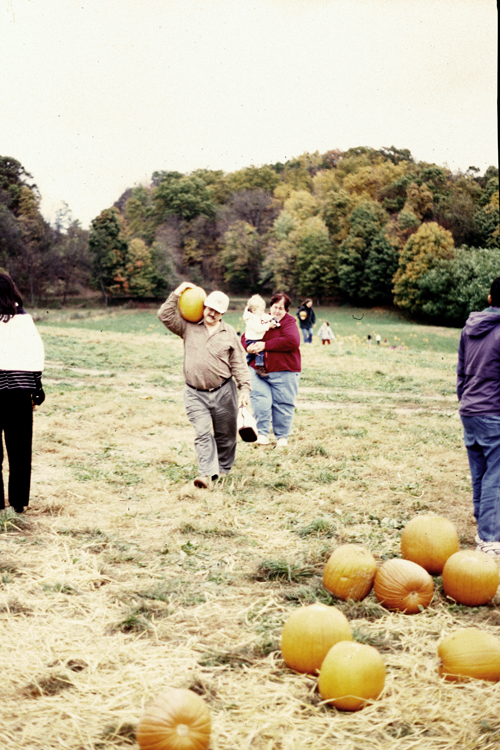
[438,628,500,682]
[281,602,352,674]
[401,515,459,574]
[136,688,211,750]
[178,287,207,323]
[373,558,434,613]
[318,641,386,711]
[442,549,499,606]
[323,544,377,601]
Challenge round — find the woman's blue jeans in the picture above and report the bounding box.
[301,327,313,344]
[249,369,300,440]
[461,415,500,542]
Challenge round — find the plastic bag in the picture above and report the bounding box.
[237,405,258,442]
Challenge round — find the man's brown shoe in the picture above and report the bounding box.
[194,476,210,489]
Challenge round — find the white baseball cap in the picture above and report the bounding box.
[204,291,229,314]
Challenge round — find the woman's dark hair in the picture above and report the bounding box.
[0,273,23,319]
[490,277,500,307]
[270,292,291,311]
[302,298,313,306]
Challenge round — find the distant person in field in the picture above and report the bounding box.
[457,276,500,556]
[242,293,301,449]
[318,321,335,345]
[296,298,315,344]
[0,273,45,514]
[158,282,250,490]
[243,294,280,377]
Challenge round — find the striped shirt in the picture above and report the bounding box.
[0,370,40,391]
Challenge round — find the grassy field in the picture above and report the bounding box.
[0,304,498,750]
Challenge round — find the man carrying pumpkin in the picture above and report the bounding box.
[158,282,250,489]
[457,276,500,556]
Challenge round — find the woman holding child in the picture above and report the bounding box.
[242,293,301,449]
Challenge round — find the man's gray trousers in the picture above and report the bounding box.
[183,378,238,479]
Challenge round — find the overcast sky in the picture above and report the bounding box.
[1,0,498,229]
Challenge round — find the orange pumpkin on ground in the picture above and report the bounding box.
[401,515,459,574]
[442,549,499,606]
[318,641,386,711]
[438,628,500,682]
[136,688,211,750]
[373,558,434,613]
[178,287,206,323]
[281,602,352,674]
[323,544,377,601]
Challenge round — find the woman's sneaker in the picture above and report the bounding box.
[476,539,500,556]
[256,434,270,445]
[275,437,288,448]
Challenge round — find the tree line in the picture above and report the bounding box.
[1,148,498,325]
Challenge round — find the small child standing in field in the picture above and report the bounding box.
[243,294,280,376]
[318,320,335,345]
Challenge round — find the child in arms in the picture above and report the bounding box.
[243,294,280,376]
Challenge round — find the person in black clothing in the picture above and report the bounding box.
[0,273,45,513]
[296,298,316,344]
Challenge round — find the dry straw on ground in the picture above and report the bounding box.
[0,317,499,749]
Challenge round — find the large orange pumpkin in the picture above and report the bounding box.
[136,688,211,750]
[373,558,434,613]
[442,549,499,606]
[401,515,459,574]
[438,628,500,682]
[318,641,386,711]
[178,287,206,323]
[280,603,352,674]
[323,544,377,601]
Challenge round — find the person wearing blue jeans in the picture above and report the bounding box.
[297,299,315,344]
[457,276,500,556]
[249,369,301,441]
[242,292,301,448]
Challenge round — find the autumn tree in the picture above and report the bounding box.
[393,222,455,314]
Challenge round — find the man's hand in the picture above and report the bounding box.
[247,341,265,354]
[238,392,250,408]
[174,281,196,295]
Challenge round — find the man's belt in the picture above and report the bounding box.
[186,377,231,393]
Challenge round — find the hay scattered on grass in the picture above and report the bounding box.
[0,319,498,749]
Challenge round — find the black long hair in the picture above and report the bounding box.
[0,273,24,321]
[490,277,500,307]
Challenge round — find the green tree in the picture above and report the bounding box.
[219,221,261,290]
[261,211,299,293]
[125,238,156,297]
[152,173,216,223]
[224,165,281,195]
[417,247,500,324]
[294,217,338,298]
[51,220,90,304]
[337,201,396,303]
[124,185,156,244]
[0,156,39,215]
[473,188,499,249]
[89,208,130,302]
[393,222,455,314]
